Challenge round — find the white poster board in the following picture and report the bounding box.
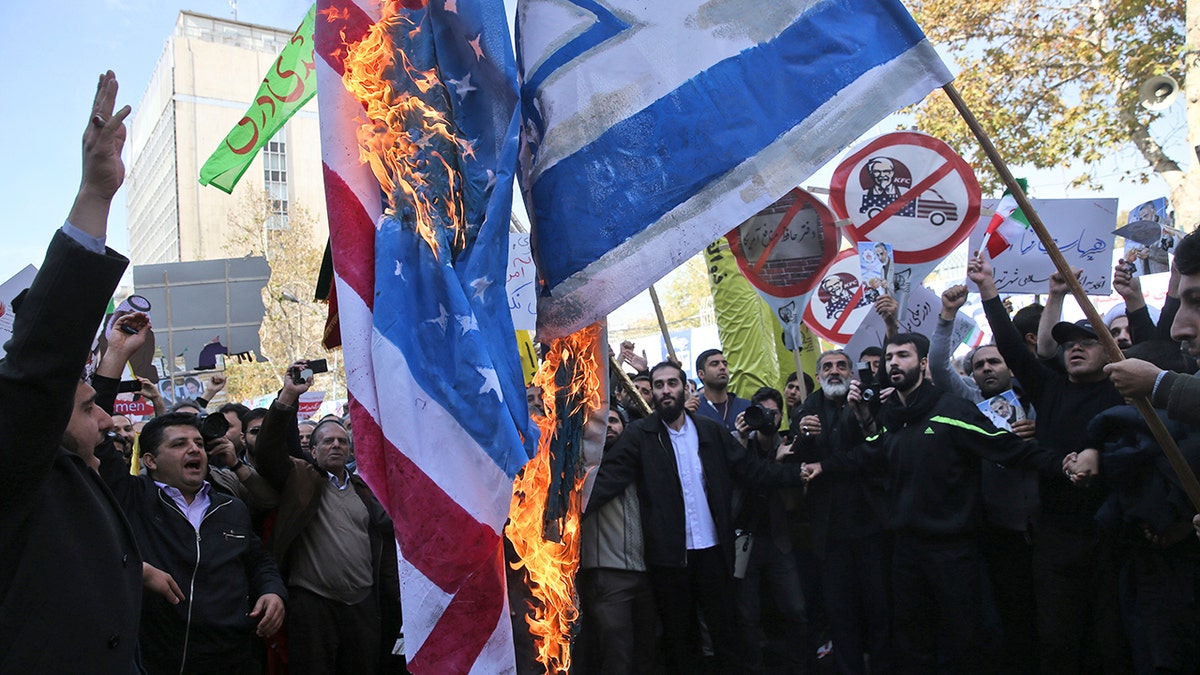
[506,233,537,331]
[968,198,1118,295]
[0,265,38,360]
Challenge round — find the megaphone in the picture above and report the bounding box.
[1139,75,1179,111]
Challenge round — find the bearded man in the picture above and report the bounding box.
[587,361,808,674]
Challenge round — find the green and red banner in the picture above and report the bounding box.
[199,4,316,193]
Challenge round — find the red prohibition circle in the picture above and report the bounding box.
[802,248,871,345]
[829,131,981,266]
[726,188,839,297]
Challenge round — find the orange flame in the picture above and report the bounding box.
[507,324,605,673]
[338,0,467,258]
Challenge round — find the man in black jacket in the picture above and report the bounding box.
[99,413,286,674]
[0,71,145,673]
[807,334,1053,673]
[794,349,890,675]
[587,361,808,673]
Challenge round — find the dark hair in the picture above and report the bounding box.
[219,402,250,420]
[650,360,687,383]
[310,419,350,449]
[170,399,204,414]
[858,346,883,361]
[632,374,651,384]
[885,332,930,361]
[1013,303,1044,340]
[242,408,267,428]
[139,412,201,457]
[750,386,783,410]
[785,371,798,384]
[817,349,852,371]
[695,349,723,375]
[1177,230,1200,276]
[608,405,628,425]
[965,343,1000,370]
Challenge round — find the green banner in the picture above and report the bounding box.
[703,237,784,400]
[199,4,317,193]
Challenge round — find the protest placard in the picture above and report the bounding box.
[968,198,1118,295]
[507,233,537,331]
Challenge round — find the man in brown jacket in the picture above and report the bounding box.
[256,361,401,674]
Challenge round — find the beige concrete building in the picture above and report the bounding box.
[127,10,327,266]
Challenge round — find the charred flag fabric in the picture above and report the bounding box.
[517,0,954,338]
[314,0,534,673]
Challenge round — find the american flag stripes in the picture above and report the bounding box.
[315,0,534,672]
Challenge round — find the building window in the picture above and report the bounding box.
[263,136,289,230]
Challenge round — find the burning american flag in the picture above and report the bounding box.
[314,0,535,672]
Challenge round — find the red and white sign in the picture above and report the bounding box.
[727,188,839,297]
[830,131,980,265]
[298,390,326,419]
[113,396,156,417]
[802,249,875,345]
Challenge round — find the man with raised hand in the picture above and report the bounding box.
[1105,229,1200,427]
[968,251,1129,673]
[255,361,401,675]
[932,283,1040,672]
[0,72,147,673]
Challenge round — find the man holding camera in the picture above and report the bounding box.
[255,361,401,675]
[793,349,890,675]
[732,387,808,674]
[805,334,1054,673]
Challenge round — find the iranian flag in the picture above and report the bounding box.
[983,180,1031,258]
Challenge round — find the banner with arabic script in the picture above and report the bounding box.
[967,198,1118,295]
[199,4,316,193]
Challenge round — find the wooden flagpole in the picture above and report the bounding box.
[941,82,1200,510]
[647,284,679,364]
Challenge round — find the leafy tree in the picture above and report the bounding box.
[220,191,334,403]
[909,0,1195,229]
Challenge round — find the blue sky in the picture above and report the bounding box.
[0,1,1181,285]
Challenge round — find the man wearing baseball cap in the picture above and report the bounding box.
[968,253,1128,672]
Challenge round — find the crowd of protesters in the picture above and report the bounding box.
[0,73,403,675]
[6,70,1200,675]
[582,247,1200,673]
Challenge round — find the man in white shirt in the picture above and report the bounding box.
[587,361,808,673]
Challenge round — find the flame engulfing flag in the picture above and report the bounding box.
[315,0,535,672]
[200,4,317,193]
[517,0,954,339]
[506,324,606,673]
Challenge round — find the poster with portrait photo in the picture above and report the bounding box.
[1115,197,1178,277]
[858,242,894,303]
[978,389,1024,432]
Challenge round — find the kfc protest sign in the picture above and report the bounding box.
[830,131,981,312]
[802,249,876,345]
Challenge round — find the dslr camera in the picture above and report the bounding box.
[742,403,780,433]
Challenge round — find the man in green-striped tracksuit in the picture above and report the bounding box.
[804,332,1058,674]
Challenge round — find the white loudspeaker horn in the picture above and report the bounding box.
[1139,75,1179,111]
